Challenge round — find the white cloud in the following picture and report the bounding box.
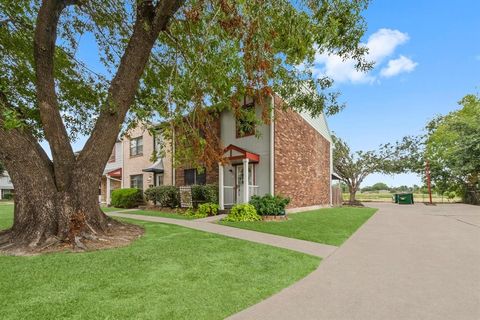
[310,28,416,84]
[380,55,418,78]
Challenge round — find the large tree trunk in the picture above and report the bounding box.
[0,156,140,254]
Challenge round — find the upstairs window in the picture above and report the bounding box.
[236,97,256,138]
[184,168,207,185]
[130,136,143,157]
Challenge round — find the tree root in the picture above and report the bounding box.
[0,222,145,256]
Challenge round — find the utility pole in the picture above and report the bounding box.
[426,160,433,205]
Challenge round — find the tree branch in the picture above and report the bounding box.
[34,0,77,191]
[76,0,185,179]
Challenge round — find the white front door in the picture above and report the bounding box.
[236,164,254,203]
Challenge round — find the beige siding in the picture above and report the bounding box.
[122,125,173,190]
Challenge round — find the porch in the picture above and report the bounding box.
[218,145,260,210]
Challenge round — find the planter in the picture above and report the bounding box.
[262,215,288,221]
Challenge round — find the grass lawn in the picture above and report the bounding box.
[0,204,319,319]
[125,209,195,220]
[220,207,377,246]
[101,207,195,220]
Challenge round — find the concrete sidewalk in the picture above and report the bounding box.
[108,211,337,258]
[229,203,480,320]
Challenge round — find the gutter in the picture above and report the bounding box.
[270,95,275,195]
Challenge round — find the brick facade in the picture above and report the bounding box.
[274,106,331,208]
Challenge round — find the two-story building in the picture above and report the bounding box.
[100,124,174,205]
[175,94,334,212]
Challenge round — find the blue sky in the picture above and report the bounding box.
[324,0,480,187]
[63,1,480,188]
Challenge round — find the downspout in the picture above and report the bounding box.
[329,140,333,206]
[171,124,176,186]
[270,95,275,195]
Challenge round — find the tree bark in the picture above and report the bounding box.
[348,188,357,204]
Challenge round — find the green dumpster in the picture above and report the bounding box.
[398,193,414,205]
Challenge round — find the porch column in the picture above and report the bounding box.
[243,158,249,203]
[106,176,111,205]
[218,162,224,210]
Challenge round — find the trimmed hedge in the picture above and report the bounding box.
[111,188,144,208]
[191,184,218,206]
[249,194,290,216]
[144,186,180,208]
[224,204,261,222]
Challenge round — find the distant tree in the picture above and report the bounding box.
[0,161,4,175]
[332,136,403,204]
[394,94,480,204]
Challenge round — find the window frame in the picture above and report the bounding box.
[183,168,207,186]
[130,174,144,190]
[129,136,144,157]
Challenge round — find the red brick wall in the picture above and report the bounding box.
[274,105,331,208]
[174,116,221,187]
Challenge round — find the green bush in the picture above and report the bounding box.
[191,184,218,206]
[249,194,290,216]
[197,203,219,217]
[144,186,180,208]
[2,193,13,200]
[111,188,143,208]
[224,204,261,222]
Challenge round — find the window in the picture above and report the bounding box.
[130,175,144,190]
[130,136,143,157]
[108,145,116,163]
[236,97,256,138]
[184,168,206,185]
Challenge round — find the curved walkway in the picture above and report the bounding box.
[108,211,337,258]
[109,203,480,320]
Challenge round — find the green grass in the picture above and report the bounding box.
[0,204,319,319]
[344,192,462,203]
[0,203,13,229]
[122,209,195,220]
[220,207,377,246]
[101,207,195,220]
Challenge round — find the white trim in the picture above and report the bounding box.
[242,158,249,203]
[218,162,224,210]
[270,95,275,195]
[286,204,331,214]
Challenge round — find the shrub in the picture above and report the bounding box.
[191,184,218,206]
[197,203,219,217]
[2,193,13,200]
[249,194,290,216]
[224,204,261,222]
[111,188,143,208]
[144,186,180,208]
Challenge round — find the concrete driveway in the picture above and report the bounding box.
[229,203,480,320]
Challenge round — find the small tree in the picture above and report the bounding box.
[332,135,405,204]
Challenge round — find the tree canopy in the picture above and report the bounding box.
[1,0,371,167]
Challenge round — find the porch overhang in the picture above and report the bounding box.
[106,168,122,178]
[223,144,260,163]
[142,159,164,173]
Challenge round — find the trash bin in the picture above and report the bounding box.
[398,193,414,204]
